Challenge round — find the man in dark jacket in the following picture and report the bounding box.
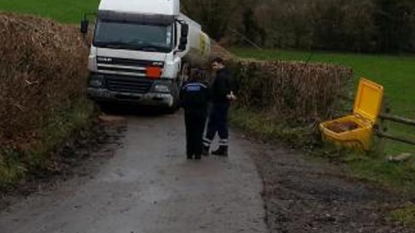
[202,57,235,156]
[180,68,209,160]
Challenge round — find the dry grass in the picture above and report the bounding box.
[0,13,89,151]
[229,58,353,126]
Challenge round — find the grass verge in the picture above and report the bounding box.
[387,203,415,228]
[229,107,319,149]
[230,106,415,195]
[0,99,95,190]
[230,47,415,162]
[230,105,415,227]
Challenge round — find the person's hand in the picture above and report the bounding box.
[227,91,237,101]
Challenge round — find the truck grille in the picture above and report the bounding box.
[97,57,164,77]
[105,75,153,94]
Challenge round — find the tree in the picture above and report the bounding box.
[182,0,415,52]
[373,0,415,52]
[181,0,240,41]
[238,8,266,46]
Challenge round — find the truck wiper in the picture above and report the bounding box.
[94,41,171,52]
[94,41,135,49]
[137,44,171,53]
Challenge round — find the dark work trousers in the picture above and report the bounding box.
[204,102,230,147]
[185,108,207,157]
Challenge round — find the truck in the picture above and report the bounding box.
[80,0,211,112]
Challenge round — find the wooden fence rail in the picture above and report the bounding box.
[379,113,415,127]
[376,112,415,146]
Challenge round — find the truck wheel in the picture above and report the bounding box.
[96,102,111,113]
[165,103,179,114]
[165,107,177,114]
[164,98,180,114]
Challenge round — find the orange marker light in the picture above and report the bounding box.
[146,67,161,79]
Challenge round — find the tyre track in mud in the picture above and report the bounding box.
[247,139,412,233]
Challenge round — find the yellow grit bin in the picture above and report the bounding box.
[320,78,384,150]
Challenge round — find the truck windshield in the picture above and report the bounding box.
[93,20,174,53]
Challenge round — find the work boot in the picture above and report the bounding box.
[202,145,210,156]
[211,146,228,156]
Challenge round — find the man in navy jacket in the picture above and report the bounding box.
[203,57,235,156]
[180,68,209,160]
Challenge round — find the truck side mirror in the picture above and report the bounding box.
[178,44,186,51]
[181,24,189,37]
[80,19,89,34]
[178,37,188,51]
[178,24,189,51]
[174,22,189,53]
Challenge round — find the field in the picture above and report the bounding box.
[0,0,99,23]
[230,48,415,156]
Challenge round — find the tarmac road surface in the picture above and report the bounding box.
[0,111,268,233]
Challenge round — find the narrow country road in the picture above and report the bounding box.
[0,111,268,233]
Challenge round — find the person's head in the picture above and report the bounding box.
[189,68,203,81]
[211,57,225,71]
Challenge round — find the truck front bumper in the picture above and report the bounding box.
[87,88,174,107]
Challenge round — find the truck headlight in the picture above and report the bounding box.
[154,84,170,93]
[89,74,104,88]
[89,80,103,87]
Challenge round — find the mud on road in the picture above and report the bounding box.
[0,111,267,233]
[0,109,413,233]
[249,140,413,233]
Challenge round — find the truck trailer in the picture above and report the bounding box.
[80,0,211,112]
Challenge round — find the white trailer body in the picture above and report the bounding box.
[84,0,210,110]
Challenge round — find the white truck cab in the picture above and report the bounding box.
[80,0,210,111]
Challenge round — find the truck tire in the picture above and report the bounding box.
[165,99,180,114]
[164,81,181,114]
